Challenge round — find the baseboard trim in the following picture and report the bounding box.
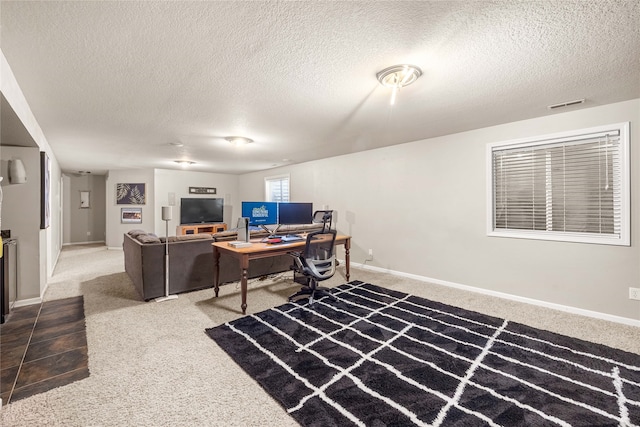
[13,296,42,308]
[352,262,640,328]
[62,240,105,246]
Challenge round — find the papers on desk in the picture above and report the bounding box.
[228,240,252,248]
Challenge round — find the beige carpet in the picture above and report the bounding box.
[1,244,638,426]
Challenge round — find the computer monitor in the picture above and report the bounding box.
[278,202,313,225]
[241,201,278,226]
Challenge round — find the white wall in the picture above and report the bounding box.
[0,147,41,300]
[1,49,62,302]
[105,168,239,248]
[153,168,239,238]
[105,169,155,248]
[239,99,640,322]
[65,173,106,244]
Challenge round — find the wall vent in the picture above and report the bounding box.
[547,99,585,110]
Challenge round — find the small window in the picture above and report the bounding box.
[487,122,629,246]
[265,174,290,202]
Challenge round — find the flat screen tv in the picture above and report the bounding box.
[241,201,278,226]
[180,198,224,224]
[278,202,313,225]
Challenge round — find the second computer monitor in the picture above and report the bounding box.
[241,201,278,226]
[278,202,313,225]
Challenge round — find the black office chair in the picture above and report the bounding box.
[288,229,337,304]
[311,210,341,267]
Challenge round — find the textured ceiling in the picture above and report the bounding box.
[1,1,639,175]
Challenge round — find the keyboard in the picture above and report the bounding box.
[280,234,304,242]
[261,234,305,243]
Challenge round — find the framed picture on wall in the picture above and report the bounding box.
[40,152,51,229]
[121,208,142,224]
[80,191,90,208]
[116,183,146,205]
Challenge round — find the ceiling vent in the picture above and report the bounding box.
[547,99,585,110]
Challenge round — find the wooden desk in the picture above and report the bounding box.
[212,235,351,314]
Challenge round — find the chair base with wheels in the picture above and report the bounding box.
[288,272,334,304]
[288,227,337,305]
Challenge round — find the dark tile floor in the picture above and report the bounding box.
[1,296,89,404]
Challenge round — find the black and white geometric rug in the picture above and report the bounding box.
[205,281,640,426]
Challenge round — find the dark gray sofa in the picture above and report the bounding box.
[123,224,322,300]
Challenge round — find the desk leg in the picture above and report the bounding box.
[240,255,249,314]
[213,247,220,297]
[345,238,351,282]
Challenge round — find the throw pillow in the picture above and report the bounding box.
[128,229,147,237]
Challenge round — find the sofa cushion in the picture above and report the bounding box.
[163,234,213,243]
[281,223,324,232]
[211,223,325,242]
[136,233,161,243]
[211,230,238,239]
[176,234,213,241]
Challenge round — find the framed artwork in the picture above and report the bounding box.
[40,152,51,229]
[121,208,142,224]
[80,191,90,208]
[116,183,146,205]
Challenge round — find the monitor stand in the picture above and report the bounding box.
[260,224,281,237]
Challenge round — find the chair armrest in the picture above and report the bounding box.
[287,251,304,271]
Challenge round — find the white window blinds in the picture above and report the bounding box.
[488,123,629,246]
[265,175,290,202]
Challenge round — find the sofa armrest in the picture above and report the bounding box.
[123,234,144,297]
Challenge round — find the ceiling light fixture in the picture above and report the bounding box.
[376,64,423,106]
[226,136,253,146]
[174,160,195,168]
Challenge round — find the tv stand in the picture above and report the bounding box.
[177,223,227,235]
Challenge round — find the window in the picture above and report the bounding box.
[265,174,290,202]
[487,122,629,246]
